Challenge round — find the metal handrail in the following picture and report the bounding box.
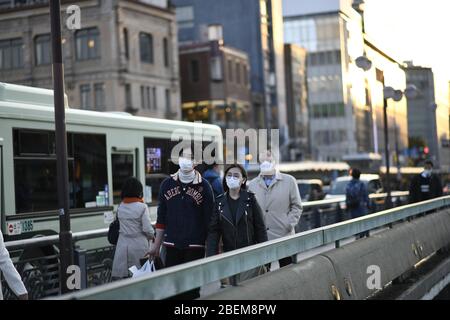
[5,228,108,251]
[5,192,410,249]
[57,195,450,300]
[302,190,409,208]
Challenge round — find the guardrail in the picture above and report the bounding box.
[57,195,450,300]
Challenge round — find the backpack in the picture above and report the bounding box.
[346,181,362,210]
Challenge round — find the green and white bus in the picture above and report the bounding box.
[0,82,223,242]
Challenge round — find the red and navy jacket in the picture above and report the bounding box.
[156,170,215,249]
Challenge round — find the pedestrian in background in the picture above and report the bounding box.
[409,160,443,203]
[203,162,224,198]
[112,177,154,279]
[248,150,302,268]
[207,164,267,284]
[345,168,369,238]
[149,149,214,299]
[0,230,28,300]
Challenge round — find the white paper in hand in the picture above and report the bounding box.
[129,260,156,278]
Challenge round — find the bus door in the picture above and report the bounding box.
[0,141,3,231]
[111,148,137,205]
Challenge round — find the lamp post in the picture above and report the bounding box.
[356,55,418,209]
[49,0,73,294]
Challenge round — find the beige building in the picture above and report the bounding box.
[0,0,180,119]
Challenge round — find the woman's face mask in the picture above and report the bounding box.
[179,157,194,173]
[226,176,242,190]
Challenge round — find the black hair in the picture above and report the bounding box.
[351,168,361,179]
[121,177,143,199]
[222,164,248,193]
[425,160,434,167]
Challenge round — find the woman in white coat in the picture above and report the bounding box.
[0,230,28,300]
[112,178,155,279]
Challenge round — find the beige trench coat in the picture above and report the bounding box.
[248,172,303,240]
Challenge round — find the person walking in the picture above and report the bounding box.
[248,150,302,268]
[149,150,214,299]
[112,177,155,279]
[203,162,224,198]
[345,168,369,238]
[0,230,28,300]
[409,160,443,203]
[207,164,268,284]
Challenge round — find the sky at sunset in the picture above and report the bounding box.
[364,0,450,101]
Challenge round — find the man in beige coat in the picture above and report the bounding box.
[0,230,28,300]
[248,151,302,268]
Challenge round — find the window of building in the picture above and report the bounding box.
[35,34,51,65]
[165,89,171,115]
[139,32,154,64]
[228,60,233,82]
[0,38,24,70]
[236,62,241,84]
[80,84,91,110]
[75,27,100,61]
[124,28,129,60]
[13,129,107,214]
[141,85,152,109]
[163,37,169,67]
[125,84,132,108]
[243,65,248,86]
[152,87,157,109]
[94,83,105,111]
[190,59,200,82]
[175,6,194,29]
[146,87,151,110]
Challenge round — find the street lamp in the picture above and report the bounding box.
[356,56,419,209]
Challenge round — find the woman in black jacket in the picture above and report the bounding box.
[206,164,268,283]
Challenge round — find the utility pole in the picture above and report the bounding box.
[49,0,73,294]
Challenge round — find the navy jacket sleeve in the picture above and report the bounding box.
[212,178,224,196]
[206,202,221,257]
[202,181,215,239]
[156,179,168,230]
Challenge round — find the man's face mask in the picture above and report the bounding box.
[260,161,275,175]
[179,157,194,173]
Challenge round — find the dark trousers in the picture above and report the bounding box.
[279,256,293,268]
[165,246,205,300]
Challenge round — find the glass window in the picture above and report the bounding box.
[13,129,107,214]
[163,37,169,67]
[228,60,233,82]
[94,83,105,111]
[165,89,171,115]
[0,38,24,70]
[35,34,51,65]
[152,87,157,110]
[236,62,241,84]
[190,59,200,82]
[146,87,151,110]
[125,84,132,108]
[80,84,91,110]
[123,28,129,60]
[139,32,153,63]
[75,28,100,61]
[111,153,135,205]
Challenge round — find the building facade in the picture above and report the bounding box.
[172,0,287,137]
[284,44,309,160]
[179,40,252,131]
[283,0,409,164]
[0,0,181,119]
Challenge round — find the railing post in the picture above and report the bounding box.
[74,247,88,290]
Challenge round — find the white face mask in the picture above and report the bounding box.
[260,161,275,174]
[226,176,242,190]
[423,169,432,177]
[179,157,194,173]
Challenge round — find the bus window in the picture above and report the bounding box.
[111,153,135,204]
[143,137,176,204]
[13,129,108,214]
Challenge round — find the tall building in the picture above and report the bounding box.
[172,0,287,137]
[283,0,409,164]
[0,0,181,119]
[284,44,309,160]
[179,40,252,131]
